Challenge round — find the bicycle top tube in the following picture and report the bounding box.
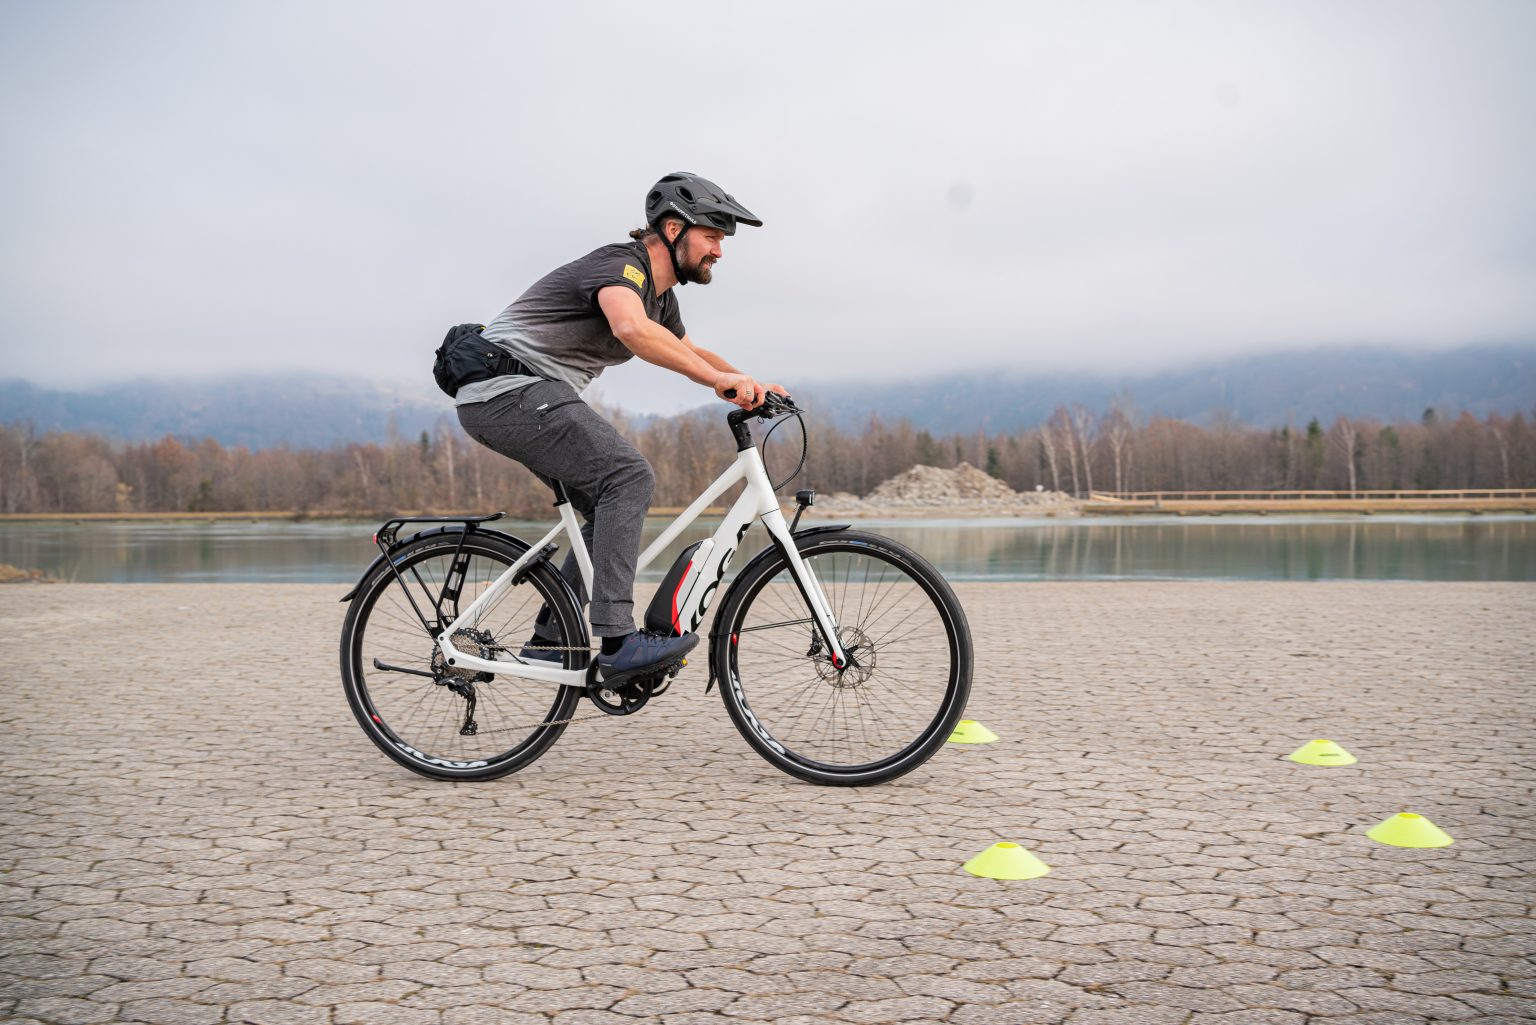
[534,396,803,500]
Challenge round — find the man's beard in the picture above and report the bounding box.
[679,241,714,284]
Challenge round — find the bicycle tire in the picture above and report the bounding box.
[713,529,972,786]
[340,531,585,781]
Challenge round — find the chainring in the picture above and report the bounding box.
[585,661,682,716]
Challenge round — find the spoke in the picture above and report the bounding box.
[738,616,816,633]
[728,545,959,770]
[353,539,586,765]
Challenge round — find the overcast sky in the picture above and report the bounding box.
[2,0,1533,414]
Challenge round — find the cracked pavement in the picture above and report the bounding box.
[2,581,1532,1024]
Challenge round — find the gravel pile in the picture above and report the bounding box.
[819,462,1077,513]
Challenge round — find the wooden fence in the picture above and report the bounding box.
[1088,489,1536,502]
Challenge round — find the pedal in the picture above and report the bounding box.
[585,658,688,716]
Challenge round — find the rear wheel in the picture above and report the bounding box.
[713,529,972,786]
[340,531,586,781]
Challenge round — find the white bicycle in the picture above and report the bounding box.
[338,393,972,786]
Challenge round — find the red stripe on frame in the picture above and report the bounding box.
[671,561,693,633]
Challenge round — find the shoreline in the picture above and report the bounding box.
[3,499,1533,525]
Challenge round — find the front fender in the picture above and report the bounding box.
[704,523,850,694]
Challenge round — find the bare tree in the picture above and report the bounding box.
[1102,393,1136,493]
[1331,416,1360,493]
[1036,428,1062,492]
[1047,408,1079,495]
[7,403,1536,516]
[0,424,40,514]
[468,439,485,508]
[435,420,458,508]
[1068,404,1097,495]
[1488,417,1511,487]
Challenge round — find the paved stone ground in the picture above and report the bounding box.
[1,581,1533,1025]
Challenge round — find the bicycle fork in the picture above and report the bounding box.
[758,508,850,671]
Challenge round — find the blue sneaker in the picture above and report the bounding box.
[518,636,564,664]
[597,630,699,687]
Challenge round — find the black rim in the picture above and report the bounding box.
[349,540,574,773]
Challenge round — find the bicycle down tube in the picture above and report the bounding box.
[433,443,849,685]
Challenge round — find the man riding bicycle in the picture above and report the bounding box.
[455,172,787,686]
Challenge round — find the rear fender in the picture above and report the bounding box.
[704,523,850,694]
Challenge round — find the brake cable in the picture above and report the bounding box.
[759,399,809,491]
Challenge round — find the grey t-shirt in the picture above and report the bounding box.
[455,240,686,406]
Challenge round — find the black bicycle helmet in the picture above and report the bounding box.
[645,172,762,285]
[646,172,761,235]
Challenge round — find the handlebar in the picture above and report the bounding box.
[722,390,808,476]
[723,389,799,421]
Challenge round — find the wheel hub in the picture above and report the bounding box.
[812,626,876,688]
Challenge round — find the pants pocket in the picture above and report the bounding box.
[534,398,584,418]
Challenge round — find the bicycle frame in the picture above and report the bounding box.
[433,443,847,688]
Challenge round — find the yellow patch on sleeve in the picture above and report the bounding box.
[622,264,646,288]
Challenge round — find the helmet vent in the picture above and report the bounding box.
[677,186,694,202]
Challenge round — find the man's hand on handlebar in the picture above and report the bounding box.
[715,373,788,411]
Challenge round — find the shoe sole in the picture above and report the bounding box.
[595,634,700,689]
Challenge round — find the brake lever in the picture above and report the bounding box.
[722,390,801,423]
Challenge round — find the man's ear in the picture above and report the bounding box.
[664,218,685,243]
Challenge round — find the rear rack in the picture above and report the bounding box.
[374,512,504,549]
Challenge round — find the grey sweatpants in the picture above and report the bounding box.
[457,379,655,637]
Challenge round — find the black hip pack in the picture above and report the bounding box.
[433,324,536,398]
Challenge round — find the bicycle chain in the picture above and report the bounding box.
[470,708,614,735]
[457,643,629,735]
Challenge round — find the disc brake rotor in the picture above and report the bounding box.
[811,626,875,687]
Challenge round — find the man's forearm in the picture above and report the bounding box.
[690,344,740,376]
[621,322,718,386]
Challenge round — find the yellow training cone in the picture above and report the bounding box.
[949,720,999,744]
[1287,739,1357,766]
[963,842,1051,880]
[1367,813,1454,849]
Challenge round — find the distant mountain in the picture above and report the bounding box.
[794,342,1536,433]
[0,375,451,448]
[2,343,1531,447]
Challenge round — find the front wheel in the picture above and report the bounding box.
[713,529,972,786]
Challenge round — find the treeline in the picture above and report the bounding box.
[1,400,1532,516]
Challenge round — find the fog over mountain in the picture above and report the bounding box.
[3,343,1529,449]
[2,2,1533,399]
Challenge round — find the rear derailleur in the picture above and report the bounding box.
[429,627,497,736]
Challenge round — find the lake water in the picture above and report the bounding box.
[2,514,1532,585]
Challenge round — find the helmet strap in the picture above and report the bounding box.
[659,221,690,287]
